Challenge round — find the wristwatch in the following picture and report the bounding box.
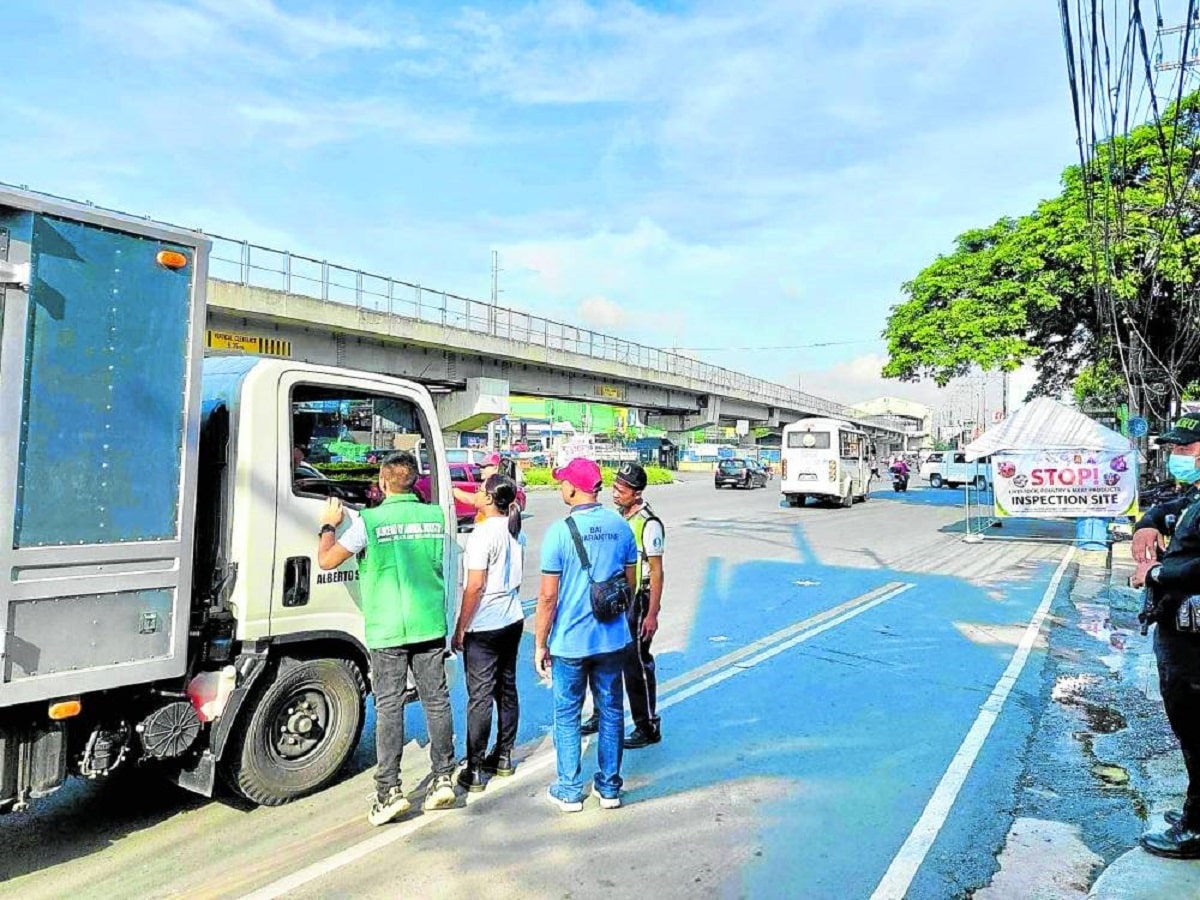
[318,524,336,537]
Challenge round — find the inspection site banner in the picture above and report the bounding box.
[991,449,1138,518]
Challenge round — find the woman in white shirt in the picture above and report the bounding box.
[452,474,526,792]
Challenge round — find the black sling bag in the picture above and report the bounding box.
[565,516,632,623]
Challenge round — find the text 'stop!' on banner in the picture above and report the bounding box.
[991,450,1138,518]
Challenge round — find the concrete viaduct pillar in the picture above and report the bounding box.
[433,377,509,446]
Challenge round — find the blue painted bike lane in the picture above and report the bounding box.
[610,527,1069,898]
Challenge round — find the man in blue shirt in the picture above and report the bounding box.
[534,457,637,811]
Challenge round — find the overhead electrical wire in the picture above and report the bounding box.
[669,338,882,352]
[1058,0,1200,419]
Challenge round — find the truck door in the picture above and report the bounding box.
[271,371,455,645]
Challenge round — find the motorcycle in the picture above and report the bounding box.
[890,467,909,493]
[1139,478,1183,508]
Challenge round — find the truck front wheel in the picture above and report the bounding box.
[225,656,366,806]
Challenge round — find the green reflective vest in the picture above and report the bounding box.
[359,494,447,650]
[627,504,663,591]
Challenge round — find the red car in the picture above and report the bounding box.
[416,463,527,526]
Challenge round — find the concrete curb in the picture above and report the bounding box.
[1089,844,1200,897]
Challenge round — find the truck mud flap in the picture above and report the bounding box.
[0,720,67,811]
[167,749,216,798]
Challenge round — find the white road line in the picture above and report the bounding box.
[869,546,1075,900]
[657,581,913,698]
[240,581,914,900]
[658,582,916,712]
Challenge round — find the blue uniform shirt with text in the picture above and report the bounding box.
[541,504,638,659]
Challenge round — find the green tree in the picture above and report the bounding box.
[883,92,1200,419]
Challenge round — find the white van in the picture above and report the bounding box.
[924,451,992,490]
[780,418,871,508]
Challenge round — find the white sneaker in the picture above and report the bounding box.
[546,786,584,813]
[423,774,457,811]
[368,786,411,826]
[599,794,621,810]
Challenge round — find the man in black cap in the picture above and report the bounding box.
[1131,414,1200,857]
[582,462,665,748]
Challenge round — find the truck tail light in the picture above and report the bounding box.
[156,249,189,270]
[49,699,82,720]
[781,459,787,478]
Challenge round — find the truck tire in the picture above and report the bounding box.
[841,487,853,508]
[974,474,988,490]
[930,474,944,489]
[225,656,366,806]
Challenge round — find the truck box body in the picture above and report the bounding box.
[0,188,207,708]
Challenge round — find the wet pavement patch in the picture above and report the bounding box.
[1083,706,1127,735]
[1093,765,1131,786]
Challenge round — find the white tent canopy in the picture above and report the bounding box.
[963,397,1132,460]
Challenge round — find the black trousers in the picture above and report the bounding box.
[625,590,659,734]
[462,619,524,764]
[370,638,456,795]
[1155,624,1200,828]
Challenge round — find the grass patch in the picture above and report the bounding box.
[523,465,675,487]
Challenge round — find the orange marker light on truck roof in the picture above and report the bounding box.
[156,249,188,270]
[48,699,82,720]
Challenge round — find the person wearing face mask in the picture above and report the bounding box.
[1131,416,1200,857]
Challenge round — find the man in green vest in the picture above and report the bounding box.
[317,451,457,826]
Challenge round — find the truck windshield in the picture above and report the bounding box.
[290,385,431,506]
[787,432,831,449]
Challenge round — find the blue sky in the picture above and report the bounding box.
[8,0,1087,406]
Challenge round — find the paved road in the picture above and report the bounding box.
[0,476,1075,899]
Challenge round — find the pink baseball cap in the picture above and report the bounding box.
[553,457,603,494]
[481,453,502,468]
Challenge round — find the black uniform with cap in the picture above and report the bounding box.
[1136,415,1200,858]
[582,461,665,747]
[618,462,664,746]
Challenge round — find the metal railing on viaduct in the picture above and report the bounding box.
[207,235,909,433]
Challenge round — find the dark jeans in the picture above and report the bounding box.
[1155,624,1200,828]
[370,638,456,795]
[463,619,523,764]
[625,590,659,733]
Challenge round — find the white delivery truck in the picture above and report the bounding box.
[0,187,459,810]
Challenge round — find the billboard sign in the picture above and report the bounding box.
[991,450,1137,518]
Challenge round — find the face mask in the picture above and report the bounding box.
[1168,453,1200,484]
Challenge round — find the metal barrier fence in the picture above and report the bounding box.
[206,234,911,434]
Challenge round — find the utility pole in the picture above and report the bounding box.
[488,250,501,336]
[490,250,500,305]
[1156,11,1200,72]
[1002,370,1009,419]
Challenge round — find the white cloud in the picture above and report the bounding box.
[75,0,393,64]
[234,97,479,148]
[578,295,627,329]
[198,0,391,55]
[794,354,939,407]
